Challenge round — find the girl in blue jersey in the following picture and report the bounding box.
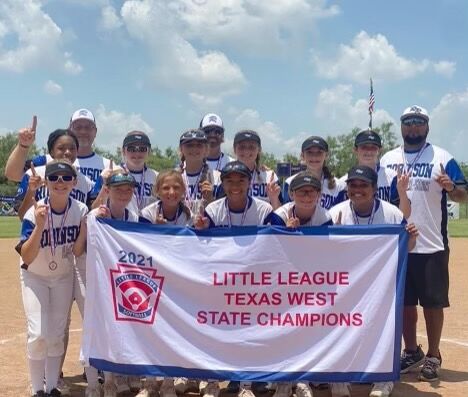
[17,160,88,397]
[283,136,346,210]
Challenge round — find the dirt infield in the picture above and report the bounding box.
[1,238,467,397]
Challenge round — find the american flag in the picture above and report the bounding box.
[368,78,375,115]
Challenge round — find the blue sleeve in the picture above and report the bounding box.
[15,174,30,202]
[90,176,104,199]
[32,155,47,167]
[139,216,152,224]
[282,182,291,203]
[263,211,274,225]
[445,158,467,186]
[20,219,35,241]
[390,176,400,206]
[269,213,286,226]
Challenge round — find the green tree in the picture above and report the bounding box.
[261,152,278,170]
[146,146,180,171]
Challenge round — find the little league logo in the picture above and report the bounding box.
[110,263,164,324]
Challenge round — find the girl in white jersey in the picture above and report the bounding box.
[16,129,94,220]
[75,170,139,397]
[233,129,282,209]
[195,161,273,397]
[17,160,88,397]
[283,136,346,210]
[328,165,418,397]
[178,129,221,214]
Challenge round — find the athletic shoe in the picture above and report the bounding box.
[204,382,221,397]
[400,345,425,373]
[238,387,256,397]
[85,386,101,397]
[115,375,130,393]
[272,382,292,397]
[296,382,313,397]
[226,381,240,393]
[103,382,117,397]
[56,378,70,396]
[330,383,350,397]
[369,381,394,397]
[48,388,62,397]
[419,354,442,382]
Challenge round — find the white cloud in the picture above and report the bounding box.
[94,104,154,152]
[99,4,123,31]
[430,88,468,162]
[312,31,455,83]
[43,80,63,95]
[433,61,456,78]
[315,84,395,133]
[0,0,82,74]
[121,0,246,104]
[172,0,339,56]
[231,108,307,156]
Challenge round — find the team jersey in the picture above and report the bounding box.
[283,173,346,210]
[204,196,273,227]
[180,166,222,212]
[206,152,235,172]
[339,165,399,205]
[270,202,332,226]
[140,200,193,226]
[89,206,139,222]
[249,168,283,203]
[29,153,111,183]
[380,143,466,253]
[329,199,405,226]
[16,165,94,206]
[18,197,88,277]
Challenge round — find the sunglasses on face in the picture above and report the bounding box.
[204,128,223,135]
[402,117,427,126]
[126,145,149,153]
[46,175,75,182]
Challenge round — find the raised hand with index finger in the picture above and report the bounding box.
[28,163,43,193]
[18,115,37,149]
[436,163,455,192]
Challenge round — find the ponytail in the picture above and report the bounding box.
[323,164,336,189]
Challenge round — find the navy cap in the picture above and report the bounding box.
[233,130,261,145]
[45,160,77,178]
[301,136,328,152]
[354,130,382,147]
[123,132,151,147]
[289,172,321,191]
[346,165,378,185]
[179,129,207,144]
[221,161,252,180]
[107,172,137,187]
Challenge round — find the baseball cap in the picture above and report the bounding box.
[123,132,151,147]
[289,172,321,191]
[354,130,382,147]
[70,108,96,125]
[179,129,207,145]
[400,105,429,122]
[45,160,77,178]
[107,172,137,187]
[301,136,328,152]
[346,165,378,185]
[221,161,252,180]
[233,130,261,145]
[200,113,224,132]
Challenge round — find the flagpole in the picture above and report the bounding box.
[368,78,374,130]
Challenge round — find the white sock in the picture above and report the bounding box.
[85,366,99,388]
[29,358,45,394]
[45,356,62,392]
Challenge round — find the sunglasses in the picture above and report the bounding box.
[402,117,427,126]
[293,189,320,197]
[126,145,149,153]
[204,128,224,135]
[46,175,75,182]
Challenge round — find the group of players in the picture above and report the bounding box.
[6,105,467,397]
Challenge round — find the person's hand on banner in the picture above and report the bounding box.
[194,204,209,230]
[95,205,111,219]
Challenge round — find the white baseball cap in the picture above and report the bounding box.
[400,105,429,122]
[199,113,224,131]
[70,108,96,125]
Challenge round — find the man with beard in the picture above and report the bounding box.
[380,105,467,382]
[199,113,235,171]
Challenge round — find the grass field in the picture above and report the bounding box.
[2,215,468,237]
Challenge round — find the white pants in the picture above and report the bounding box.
[21,269,74,360]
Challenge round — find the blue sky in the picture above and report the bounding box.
[1,0,468,163]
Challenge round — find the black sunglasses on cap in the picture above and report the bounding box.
[402,117,427,126]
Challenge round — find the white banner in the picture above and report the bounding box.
[82,216,408,382]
